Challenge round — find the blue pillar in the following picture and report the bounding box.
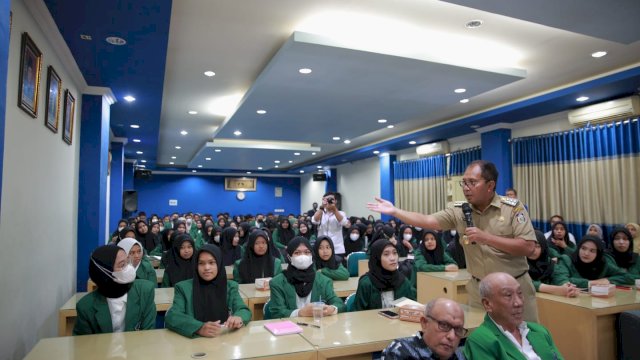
[481,128,512,195]
[76,92,114,292]
[325,168,337,194]
[0,0,10,215]
[379,154,396,222]
[123,161,135,190]
[109,139,126,232]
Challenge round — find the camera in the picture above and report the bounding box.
[327,198,335,205]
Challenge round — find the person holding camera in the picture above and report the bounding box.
[312,192,348,261]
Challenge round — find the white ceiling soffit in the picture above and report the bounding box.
[442,0,640,44]
[214,31,526,145]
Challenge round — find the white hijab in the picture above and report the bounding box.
[117,237,143,271]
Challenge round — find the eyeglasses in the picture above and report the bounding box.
[427,315,468,337]
[458,179,485,188]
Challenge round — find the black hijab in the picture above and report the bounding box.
[344,225,364,254]
[418,230,445,265]
[446,232,466,269]
[297,222,313,241]
[314,236,340,270]
[607,227,637,270]
[220,227,242,266]
[202,224,214,244]
[277,218,296,247]
[89,245,132,298]
[238,222,251,245]
[527,230,555,282]
[370,225,395,248]
[118,226,136,244]
[192,245,229,323]
[259,227,282,259]
[283,236,316,297]
[367,239,405,291]
[165,233,196,286]
[238,230,276,283]
[160,228,174,251]
[135,220,157,252]
[571,235,606,280]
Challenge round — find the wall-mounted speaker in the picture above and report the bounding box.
[123,190,138,212]
[313,173,327,181]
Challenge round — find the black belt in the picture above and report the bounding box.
[471,270,528,282]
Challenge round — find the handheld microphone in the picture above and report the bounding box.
[461,203,475,244]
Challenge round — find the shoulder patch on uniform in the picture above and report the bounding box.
[453,201,466,207]
[500,196,518,207]
[515,212,527,224]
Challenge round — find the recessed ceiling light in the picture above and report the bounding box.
[343,139,351,144]
[311,152,316,155]
[169,162,174,165]
[233,130,242,136]
[192,170,197,173]
[317,165,322,169]
[380,152,390,157]
[274,160,280,164]
[294,152,301,156]
[214,149,222,152]
[130,124,140,129]
[180,130,188,135]
[246,171,252,174]
[204,71,215,77]
[454,88,466,93]
[470,125,480,129]
[332,136,341,141]
[188,110,198,115]
[138,165,146,168]
[140,160,147,163]
[132,139,141,143]
[123,95,136,102]
[409,141,417,145]
[299,170,305,173]
[256,109,267,115]
[373,150,380,154]
[197,165,203,168]
[377,119,388,124]
[288,160,293,163]
[460,99,470,103]
[105,36,127,45]
[299,68,312,74]
[591,51,607,58]
[387,125,394,129]
[576,96,589,102]
[258,167,263,170]
[205,157,211,161]
[275,165,279,168]
[171,156,177,159]
[175,146,182,150]
[465,19,483,29]
[136,151,143,154]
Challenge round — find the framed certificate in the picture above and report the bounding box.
[225,177,256,191]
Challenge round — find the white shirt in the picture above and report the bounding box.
[381,290,395,309]
[490,316,541,360]
[289,292,337,317]
[312,210,348,254]
[106,293,128,332]
[544,230,576,245]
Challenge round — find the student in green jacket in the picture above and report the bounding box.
[233,230,283,284]
[606,227,640,278]
[464,272,563,360]
[74,245,156,335]
[117,238,157,285]
[313,236,350,281]
[221,227,243,267]
[546,221,575,260]
[353,239,416,311]
[527,230,579,297]
[272,217,297,248]
[161,233,196,287]
[555,235,634,288]
[269,236,345,318]
[165,244,251,338]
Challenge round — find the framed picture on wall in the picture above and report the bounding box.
[17,32,43,118]
[62,90,75,145]
[225,177,257,191]
[44,66,62,133]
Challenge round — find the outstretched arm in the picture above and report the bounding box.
[366,197,442,230]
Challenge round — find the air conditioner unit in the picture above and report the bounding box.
[568,95,640,125]
[416,141,449,157]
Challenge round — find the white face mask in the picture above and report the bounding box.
[117,226,125,232]
[186,219,192,225]
[450,230,457,236]
[350,233,360,241]
[213,235,220,243]
[414,227,422,231]
[290,254,313,270]
[403,234,413,241]
[113,264,137,284]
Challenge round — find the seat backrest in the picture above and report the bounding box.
[346,252,367,276]
[263,299,272,320]
[344,292,356,312]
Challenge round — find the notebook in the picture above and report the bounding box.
[263,320,303,336]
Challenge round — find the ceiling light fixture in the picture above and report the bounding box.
[377,119,387,123]
[140,160,147,163]
[246,171,252,174]
[205,157,211,161]
[197,165,203,168]
[454,88,466,93]
[299,170,305,173]
[576,96,589,102]
[275,165,279,168]
[311,152,316,155]
[192,170,197,173]
[180,130,188,135]
[130,124,140,129]
[317,166,323,169]
[288,160,293,163]
[373,150,380,154]
[233,130,242,136]
[387,125,394,129]
[409,141,417,145]
[332,136,341,141]
[256,109,267,114]
[591,51,607,58]
[105,36,127,45]
[132,139,141,143]
[171,156,177,159]
[299,68,312,74]
[214,149,222,152]
[169,162,174,165]
[175,146,181,149]
[123,95,136,102]
[294,152,301,156]
[138,165,146,168]
[136,151,143,154]
[258,167,263,170]
[204,71,215,77]
[460,99,470,103]
[188,110,198,115]
[343,139,351,144]
[274,160,280,164]
[465,19,483,29]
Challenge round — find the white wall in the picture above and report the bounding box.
[299,173,326,213]
[336,156,380,219]
[0,1,81,359]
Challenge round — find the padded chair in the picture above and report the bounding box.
[344,292,357,312]
[263,299,272,320]
[618,310,640,359]
[346,251,367,277]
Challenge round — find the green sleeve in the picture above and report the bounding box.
[232,259,243,284]
[554,255,588,288]
[463,326,498,359]
[314,274,345,313]
[548,247,561,260]
[532,279,541,291]
[443,252,457,266]
[149,244,163,256]
[165,281,204,338]
[413,251,446,272]
[268,274,299,318]
[628,259,640,278]
[227,281,252,324]
[73,294,97,335]
[274,258,284,277]
[138,260,157,284]
[136,280,156,330]
[161,271,171,288]
[602,262,635,285]
[272,229,281,245]
[396,277,417,301]
[194,233,204,251]
[320,264,350,281]
[353,275,377,311]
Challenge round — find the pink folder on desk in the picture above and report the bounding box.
[264,320,303,335]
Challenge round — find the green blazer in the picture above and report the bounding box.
[136,259,157,285]
[352,274,416,311]
[604,253,640,279]
[547,242,575,259]
[464,314,564,360]
[272,228,299,247]
[165,279,251,338]
[413,250,457,272]
[232,257,284,284]
[555,254,634,288]
[73,279,156,335]
[319,264,350,281]
[269,272,346,318]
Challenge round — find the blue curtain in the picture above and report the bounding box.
[394,154,447,180]
[448,147,481,176]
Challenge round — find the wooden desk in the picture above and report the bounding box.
[87,269,165,292]
[28,326,316,360]
[537,290,640,360]
[416,270,470,305]
[295,305,484,360]
[330,277,359,298]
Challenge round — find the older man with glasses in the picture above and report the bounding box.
[368,160,539,322]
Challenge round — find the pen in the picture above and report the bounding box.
[296,322,320,329]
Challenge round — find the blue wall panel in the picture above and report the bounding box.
[135,174,301,216]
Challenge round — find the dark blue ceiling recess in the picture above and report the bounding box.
[43,0,173,168]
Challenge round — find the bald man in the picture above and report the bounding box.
[464,272,563,360]
[382,298,467,360]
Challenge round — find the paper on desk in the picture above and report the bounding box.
[392,297,424,308]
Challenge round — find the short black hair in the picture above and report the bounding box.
[467,160,499,183]
[506,188,517,195]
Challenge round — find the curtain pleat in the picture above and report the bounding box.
[394,155,447,215]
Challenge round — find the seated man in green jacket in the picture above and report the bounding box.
[464,272,563,360]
